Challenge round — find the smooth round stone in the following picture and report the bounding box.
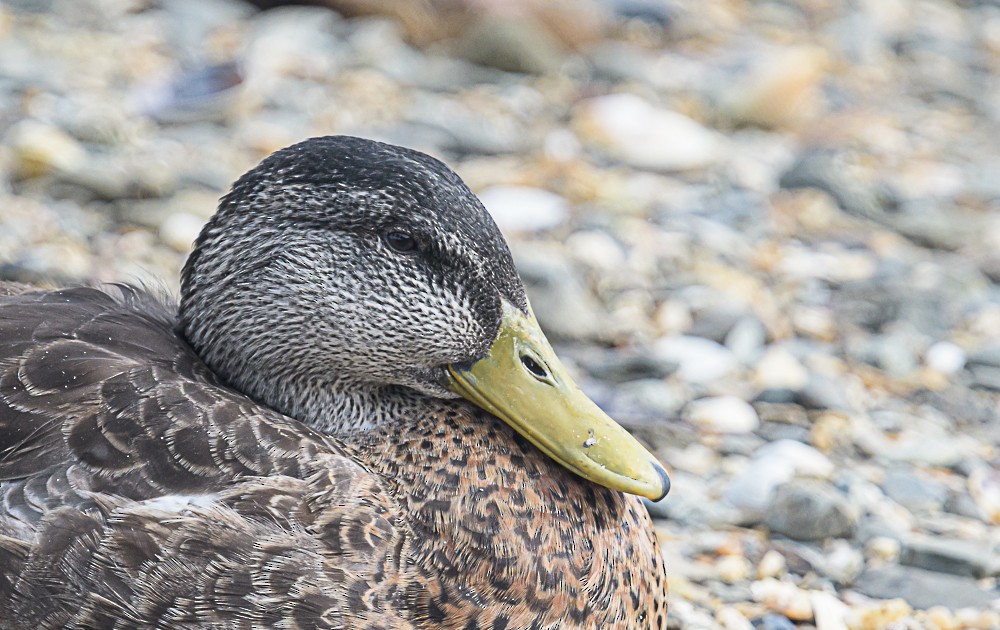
[881,468,949,514]
[614,378,685,416]
[725,316,767,363]
[750,578,813,621]
[653,335,739,383]
[755,613,796,630]
[854,565,998,610]
[565,230,625,271]
[717,46,829,129]
[478,185,569,234]
[822,539,865,584]
[724,457,794,514]
[5,119,88,178]
[685,395,759,434]
[968,467,1000,525]
[810,591,849,630]
[756,439,834,478]
[764,480,857,541]
[574,93,722,171]
[753,347,809,390]
[159,212,206,253]
[717,606,754,630]
[925,340,967,374]
[757,550,787,579]
[723,439,833,513]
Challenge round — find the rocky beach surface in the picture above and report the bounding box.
[2,0,999,627]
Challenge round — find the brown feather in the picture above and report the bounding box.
[0,285,668,628]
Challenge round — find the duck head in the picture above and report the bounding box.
[179,136,669,501]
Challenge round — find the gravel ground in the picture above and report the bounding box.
[2,0,1000,628]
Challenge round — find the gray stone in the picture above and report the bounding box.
[404,95,530,156]
[969,365,1000,391]
[854,565,999,610]
[653,336,739,384]
[613,378,685,418]
[725,316,767,363]
[688,306,745,343]
[757,421,812,444]
[754,388,799,405]
[578,350,677,384]
[756,614,796,630]
[647,471,745,527]
[770,539,863,584]
[881,468,949,514]
[900,534,1000,579]
[797,374,850,411]
[452,14,566,75]
[969,345,1000,368]
[512,246,603,341]
[765,480,856,541]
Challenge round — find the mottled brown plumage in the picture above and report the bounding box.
[0,137,668,628]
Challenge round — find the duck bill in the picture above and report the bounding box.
[446,300,670,501]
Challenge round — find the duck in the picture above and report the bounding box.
[0,136,670,629]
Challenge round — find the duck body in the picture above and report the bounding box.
[0,137,669,628]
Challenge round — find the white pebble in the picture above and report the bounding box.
[811,591,849,630]
[717,606,754,630]
[757,550,786,579]
[575,93,722,171]
[685,395,759,434]
[654,335,739,383]
[925,341,966,374]
[754,347,809,390]
[755,439,834,478]
[565,230,625,271]
[478,185,569,233]
[159,212,206,253]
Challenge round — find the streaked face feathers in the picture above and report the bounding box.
[178,136,527,429]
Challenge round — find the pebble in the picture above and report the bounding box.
[716,555,752,583]
[724,316,767,364]
[900,533,1000,579]
[864,536,901,564]
[796,375,851,411]
[810,591,849,630]
[716,606,753,630]
[684,396,759,434]
[653,336,739,384]
[968,467,1000,525]
[452,13,566,75]
[750,578,813,621]
[853,565,999,610]
[764,480,856,541]
[613,378,685,417]
[512,246,603,341]
[716,46,829,129]
[724,439,835,514]
[754,614,796,630]
[573,93,722,172]
[158,212,205,253]
[757,550,787,580]
[925,340,967,374]
[5,119,88,179]
[478,185,570,234]
[881,468,949,514]
[753,347,809,391]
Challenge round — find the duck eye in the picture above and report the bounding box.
[385,231,418,253]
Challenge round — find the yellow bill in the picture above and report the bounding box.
[447,300,670,501]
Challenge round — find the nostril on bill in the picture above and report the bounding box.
[520,354,549,380]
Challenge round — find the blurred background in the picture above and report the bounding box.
[1,0,999,627]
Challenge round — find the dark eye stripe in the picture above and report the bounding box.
[385,231,418,253]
